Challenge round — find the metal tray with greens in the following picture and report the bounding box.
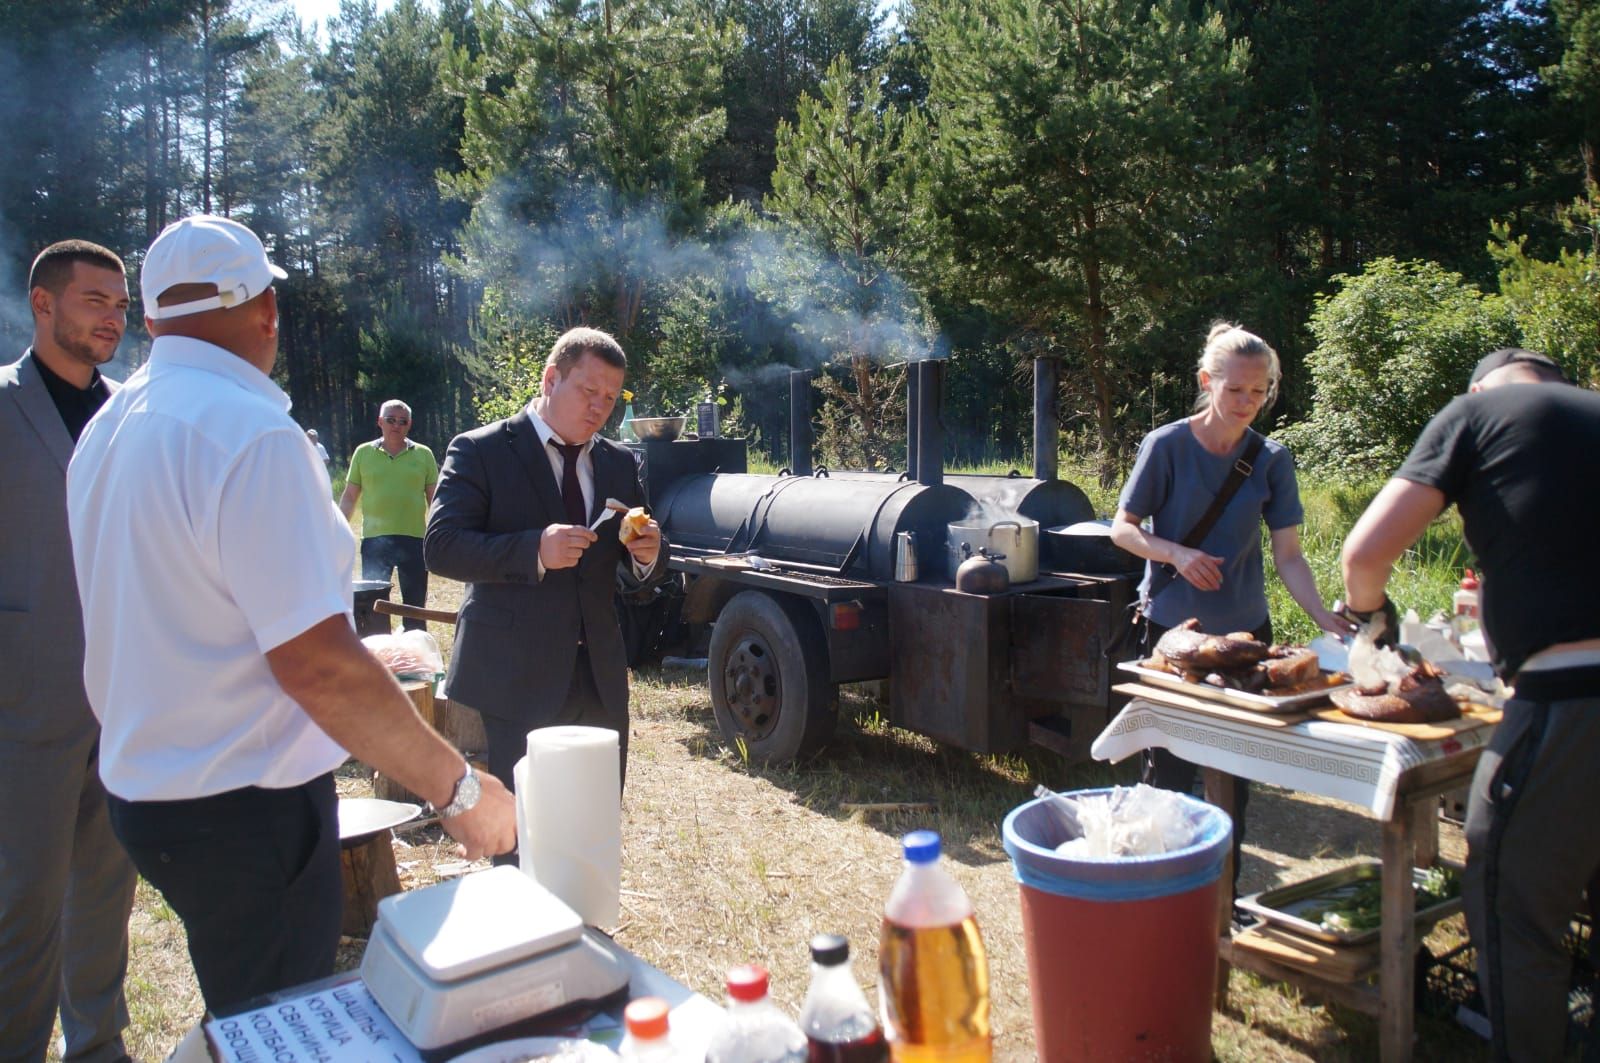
[1237,862,1463,945]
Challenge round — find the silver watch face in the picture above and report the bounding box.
[444,767,481,817]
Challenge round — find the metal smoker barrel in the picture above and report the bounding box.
[654,472,974,582]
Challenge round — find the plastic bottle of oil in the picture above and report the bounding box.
[878,831,991,1062]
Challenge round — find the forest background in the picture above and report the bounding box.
[1,0,1596,481]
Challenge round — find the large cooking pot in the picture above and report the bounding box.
[946,517,1039,584]
[1045,520,1143,574]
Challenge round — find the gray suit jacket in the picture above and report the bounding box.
[425,409,667,727]
[0,351,116,743]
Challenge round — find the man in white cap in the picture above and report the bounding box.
[66,215,516,1013]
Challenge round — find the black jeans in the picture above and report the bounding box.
[106,773,341,1014]
[361,534,428,631]
[1137,615,1273,895]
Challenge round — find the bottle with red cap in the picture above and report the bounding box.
[619,997,685,1061]
[705,964,808,1063]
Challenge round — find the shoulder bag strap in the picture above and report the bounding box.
[1144,429,1267,607]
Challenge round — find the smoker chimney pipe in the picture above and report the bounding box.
[914,359,944,488]
[905,367,921,479]
[789,370,814,477]
[1033,357,1059,482]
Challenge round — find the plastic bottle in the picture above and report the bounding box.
[800,934,888,1063]
[878,831,991,1063]
[1452,568,1480,639]
[619,996,683,1061]
[705,964,808,1063]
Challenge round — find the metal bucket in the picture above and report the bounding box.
[946,517,1039,584]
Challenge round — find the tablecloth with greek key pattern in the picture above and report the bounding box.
[1090,698,1495,819]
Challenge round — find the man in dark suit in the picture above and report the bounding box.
[1,240,138,1063]
[426,327,664,811]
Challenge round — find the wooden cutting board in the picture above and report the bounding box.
[1114,682,1313,727]
[1309,701,1502,742]
[1232,924,1379,983]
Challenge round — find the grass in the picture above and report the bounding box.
[93,460,1509,1062]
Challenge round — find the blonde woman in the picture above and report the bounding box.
[1109,323,1347,886]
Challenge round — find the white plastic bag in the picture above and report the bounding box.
[361,629,444,680]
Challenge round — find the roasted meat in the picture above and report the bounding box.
[1330,660,1461,723]
[1153,618,1271,671]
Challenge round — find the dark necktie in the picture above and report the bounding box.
[553,441,588,525]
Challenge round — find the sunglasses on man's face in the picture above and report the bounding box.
[383,417,410,426]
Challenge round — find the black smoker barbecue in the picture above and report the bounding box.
[626,359,1138,763]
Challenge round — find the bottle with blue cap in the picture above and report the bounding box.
[877,831,991,1062]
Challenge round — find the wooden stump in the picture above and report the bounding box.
[433,696,487,756]
[340,833,401,936]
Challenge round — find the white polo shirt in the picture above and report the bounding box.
[67,336,355,801]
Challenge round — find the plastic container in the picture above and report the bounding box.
[705,964,807,1063]
[878,831,991,1063]
[800,934,887,1063]
[1002,789,1232,1063]
[1452,569,1480,639]
[620,996,683,1061]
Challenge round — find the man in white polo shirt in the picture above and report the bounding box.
[66,215,516,1013]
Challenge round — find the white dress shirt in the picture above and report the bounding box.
[526,400,654,580]
[67,336,354,801]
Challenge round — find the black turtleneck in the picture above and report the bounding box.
[33,353,111,443]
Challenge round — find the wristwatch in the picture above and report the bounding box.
[438,763,482,819]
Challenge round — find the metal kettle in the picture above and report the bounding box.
[955,543,1010,595]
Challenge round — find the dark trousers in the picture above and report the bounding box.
[106,773,341,1015]
[1463,670,1600,1062]
[480,647,628,868]
[361,534,428,631]
[1137,615,1272,894]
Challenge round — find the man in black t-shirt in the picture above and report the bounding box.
[1342,348,1600,1062]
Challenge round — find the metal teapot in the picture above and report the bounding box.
[955,543,1011,595]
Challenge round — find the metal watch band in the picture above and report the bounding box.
[438,763,480,819]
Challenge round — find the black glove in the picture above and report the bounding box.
[1340,596,1401,649]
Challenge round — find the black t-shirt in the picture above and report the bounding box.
[33,353,111,443]
[1396,382,1600,677]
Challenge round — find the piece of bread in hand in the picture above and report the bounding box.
[618,506,650,543]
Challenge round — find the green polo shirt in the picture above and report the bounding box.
[346,439,438,538]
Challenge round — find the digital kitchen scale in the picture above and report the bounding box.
[360,866,630,1049]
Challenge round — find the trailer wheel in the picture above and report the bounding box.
[707,591,836,763]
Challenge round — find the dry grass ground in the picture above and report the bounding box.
[94,576,1494,1061]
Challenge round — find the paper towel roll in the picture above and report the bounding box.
[513,725,621,927]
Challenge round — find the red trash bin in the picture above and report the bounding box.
[1002,789,1232,1063]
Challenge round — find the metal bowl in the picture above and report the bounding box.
[630,415,685,441]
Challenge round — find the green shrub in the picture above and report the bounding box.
[1278,258,1516,478]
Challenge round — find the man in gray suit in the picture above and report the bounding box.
[1,240,138,1063]
[426,327,665,817]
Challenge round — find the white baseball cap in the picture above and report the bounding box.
[141,214,287,320]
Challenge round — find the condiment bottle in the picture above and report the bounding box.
[619,996,684,1061]
[878,831,991,1062]
[1452,568,1480,639]
[705,964,807,1063]
[800,934,887,1063]
[619,391,638,442]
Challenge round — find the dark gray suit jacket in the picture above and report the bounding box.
[0,351,115,744]
[425,409,666,727]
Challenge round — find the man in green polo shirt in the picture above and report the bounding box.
[339,399,439,630]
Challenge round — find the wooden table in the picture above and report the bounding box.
[1092,682,1499,1062]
